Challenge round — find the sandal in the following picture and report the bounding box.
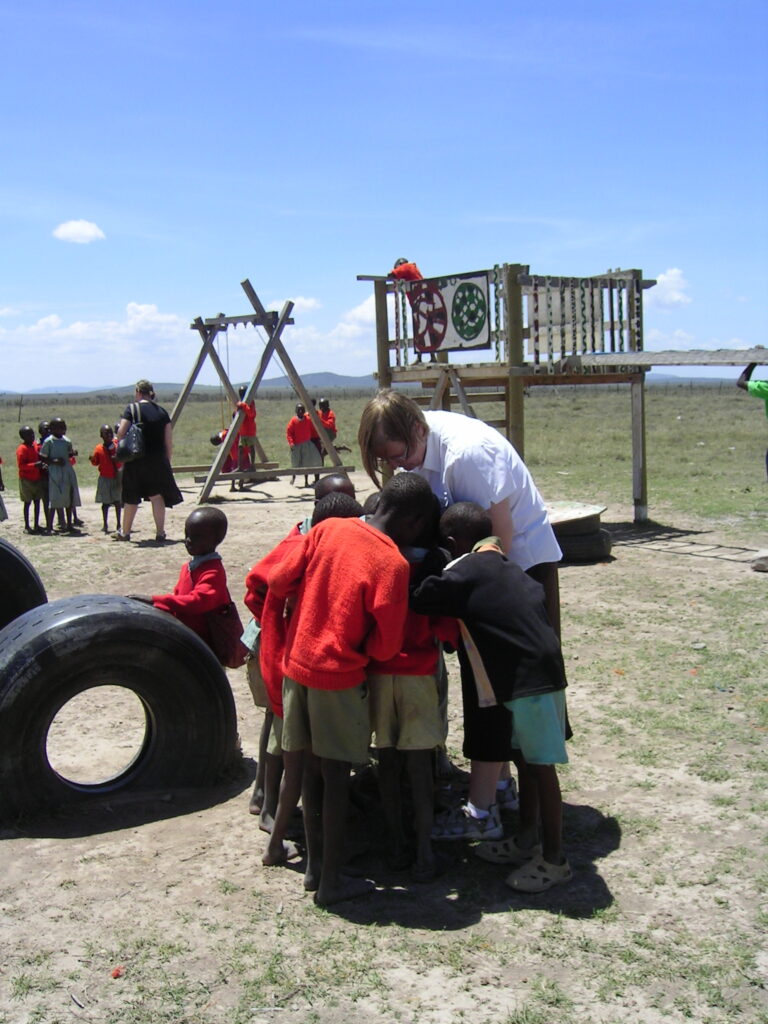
[505,853,572,893]
[112,531,131,542]
[474,837,541,866]
[496,778,519,811]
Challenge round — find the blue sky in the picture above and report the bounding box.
[1,0,766,391]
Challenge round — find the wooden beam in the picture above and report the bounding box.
[631,378,648,523]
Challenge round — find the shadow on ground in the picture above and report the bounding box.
[0,758,256,841]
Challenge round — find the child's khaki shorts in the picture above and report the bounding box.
[281,676,370,764]
[367,673,442,751]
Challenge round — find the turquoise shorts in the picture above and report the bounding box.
[503,690,568,765]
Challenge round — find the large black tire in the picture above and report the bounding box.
[0,537,47,631]
[0,595,239,821]
[558,528,613,562]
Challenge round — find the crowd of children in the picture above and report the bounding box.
[10,419,95,535]
[236,472,572,907]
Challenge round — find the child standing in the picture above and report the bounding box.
[16,427,45,533]
[129,507,234,652]
[90,425,123,534]
[39,417,81,532]
[268,473,435,906]
[0,455,7,523]
[367,495,457,883]
[411,502,572,893]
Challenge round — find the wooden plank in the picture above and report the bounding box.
[194,466,356,484]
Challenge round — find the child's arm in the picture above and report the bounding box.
[267,532,310,599]
[363,563,410,664]
[410,565,468,619]
[153,564,229,615]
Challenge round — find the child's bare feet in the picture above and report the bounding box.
[248,781,264,816]
[315,874,375,907]
[259,810,275,834]
[262,839,302,866]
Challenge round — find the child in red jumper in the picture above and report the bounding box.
[243,473,358,824]
[129,507,233,652]
[89,425,123,534]
[268,473,435,907]
[16,427,45,532]
[368,497,458,884]
[251,492,364,868]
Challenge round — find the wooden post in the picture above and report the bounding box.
[374,279,391,391]
[503,263,527,457]
[631,375,648,522]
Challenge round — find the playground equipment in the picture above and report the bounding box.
[171,279,353,503]
[359,264,766,522]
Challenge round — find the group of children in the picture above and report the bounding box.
[10,419,122,535]
[144,468,571,907]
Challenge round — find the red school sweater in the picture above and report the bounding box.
[89,443,119,478]
[152,555,231,644]
[244,525,304,717]
[268,517,410,691]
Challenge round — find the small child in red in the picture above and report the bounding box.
[129,507,233,651]
[16,427,45,532]
[89,424,123,534]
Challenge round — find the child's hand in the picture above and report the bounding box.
[127,594,154,605]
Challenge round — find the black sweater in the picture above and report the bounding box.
[410,550,567,704]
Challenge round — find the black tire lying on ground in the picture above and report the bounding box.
[557,528,613,562]
[0,537,47,631]
[0,595,239,821]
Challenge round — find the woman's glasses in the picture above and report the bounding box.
[376,441,410,470]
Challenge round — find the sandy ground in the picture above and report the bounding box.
[0,471,766,1024]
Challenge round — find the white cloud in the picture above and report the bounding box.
[52,219,106,244]
[0,306,19,316]
[267,295,322,314]
[645,327,748,352]
[646,267,691,309]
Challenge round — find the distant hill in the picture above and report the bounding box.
[0,369,739,399]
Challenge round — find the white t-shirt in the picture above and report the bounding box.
[415,411,561,571]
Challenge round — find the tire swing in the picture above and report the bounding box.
[0,595,239,821]
[0,537,47,631]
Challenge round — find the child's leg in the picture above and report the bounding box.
[316,757,373,907]
[301,750,324,892]
[263,749,304,865]
[101,504,110,532]
[115,503,122,530]
[259,751,283,833]
[250,709,273,815]
[527,763,563,864]
[376,747,409,867]
[404,749,436,878]
[23,501,31,531]
[511,749,540,850]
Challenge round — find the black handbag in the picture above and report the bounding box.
[116,403,145,462]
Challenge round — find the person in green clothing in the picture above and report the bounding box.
[737,363,768,479]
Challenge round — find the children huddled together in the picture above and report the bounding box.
[239,471,572,907]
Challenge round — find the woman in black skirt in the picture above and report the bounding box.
[114,379,182,543]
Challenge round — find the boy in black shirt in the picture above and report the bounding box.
[411,501,571,893]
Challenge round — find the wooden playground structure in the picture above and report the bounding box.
[169,279,354,503]
[359,264,766,522]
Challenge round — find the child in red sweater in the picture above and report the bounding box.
[89,425,123,534]
[248,492,364,867]
[243,473,358,824]
[268,473,435,907]
[129,507,233,651]
[16,426,45,533]
[367,496,458,884]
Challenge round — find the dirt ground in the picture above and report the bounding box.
[0,471,766,1024]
